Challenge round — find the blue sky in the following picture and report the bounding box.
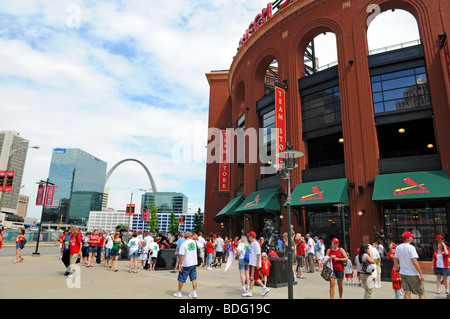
[0,1,419,221]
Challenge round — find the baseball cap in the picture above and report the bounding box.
[184,231,192,238]
[247,231,256,237]
[332,238,339,243]
[402,231,415,239]
[435,235,443,240]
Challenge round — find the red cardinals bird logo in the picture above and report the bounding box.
[300,185,324,202]
[403,177,427,190]
[244,193,261,208]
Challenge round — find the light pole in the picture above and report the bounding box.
[127,188,146,241]
[334,200,347,252]
[274,143,304,300]
[33,178,54,256]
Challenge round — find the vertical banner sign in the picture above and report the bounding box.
[4,170,15,192]
[45,185,55,206]
[0,171,5,192]
[126,204,135,216]
[219,129,231,192]
[140,208,151,221]
[275,85,287,168]
[36,184,46,205]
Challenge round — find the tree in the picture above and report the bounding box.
[147,203,159,233]
[168,211,179,236]
[193,207,204,234]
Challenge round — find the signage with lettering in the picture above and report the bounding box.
[219,129,231,192]
[275,85,287,168]
[238,0,293,50]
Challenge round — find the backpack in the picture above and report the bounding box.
[244,247,250,262]
[20,237,27,249]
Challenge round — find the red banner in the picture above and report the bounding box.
[0,171,5,192]
[36,184,46,205]
[275,85,287,168]
[219,129,231,192]
[140,208,151,221]
[4,170,15,192]
[45,185,55,206]
[125,204,135,216]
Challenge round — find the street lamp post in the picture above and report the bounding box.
[274,143,304,300]
[334,200,347,252]
[33,178,54,256]
[127,189,146,241]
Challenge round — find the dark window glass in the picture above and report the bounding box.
[384,203,449,261]
[371,67,431,114]
[301,85,341,131]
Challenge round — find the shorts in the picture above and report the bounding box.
[129,250,139,258]
[104,248,112,259]
[89,246,97,254]
[400,274,425,295]
[178,265,197,283]
[345,273,353,278]
[332,270,345,280]
[239,258,249,271]
[16,243,22,250]
[433,267,450,277]
[111,249,119,257]
[206,253,212,265]
[249,265,260,281]
[215,251,223,259]
[296,255,306,268]
[151,257,157,264]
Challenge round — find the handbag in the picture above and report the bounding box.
[321,261,333,281]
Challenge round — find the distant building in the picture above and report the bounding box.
[132,212,196,236]
[0,131,30,215]
[88,210,129,233]
[141,192,188,215]
[16,194,29,217]
[43,148,107,227]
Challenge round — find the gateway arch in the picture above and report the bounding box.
[105,158,157,192]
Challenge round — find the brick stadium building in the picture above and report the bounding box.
[204,0,450,270]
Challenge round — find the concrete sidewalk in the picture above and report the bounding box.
[1,249,448,301]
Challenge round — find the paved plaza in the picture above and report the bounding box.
[0,244,447,301]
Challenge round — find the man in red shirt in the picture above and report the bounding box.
[295,235,307,279]
[68,228,82,278]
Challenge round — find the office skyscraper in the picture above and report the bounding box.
[0,131,30,215]
[43,148,107,226]
[141,192,188,215]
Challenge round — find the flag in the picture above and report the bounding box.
[126,204,135,216]
[45,185,55,206]
[36,184,46,206]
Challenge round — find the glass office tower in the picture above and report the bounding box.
[42,148,106,226]
[141,192,188,215]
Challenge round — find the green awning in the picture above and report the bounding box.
[372,170,450,202]
[213,195,244,221]
[287,178,349,207]
[235,187,280,213]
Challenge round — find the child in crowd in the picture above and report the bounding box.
[268,247,279,258]
[391,266,403,299]
[260,252,271,287]
[205,237,214,270]
[354,248,362,287]
[344,252,355,286]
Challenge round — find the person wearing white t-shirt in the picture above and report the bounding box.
[174,232,199,298]
[242,231,270,297]
[198,232,206,267]
[369,244,381,288]
[148,240,159,270]
[394,231,425,299]
[305,234,315,273]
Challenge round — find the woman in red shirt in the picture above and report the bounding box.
[13,229,26,263]
[432,240,449,294]
[205,237,214,269]
[326,238,348,299]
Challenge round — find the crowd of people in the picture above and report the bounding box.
[1,224,448,299]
